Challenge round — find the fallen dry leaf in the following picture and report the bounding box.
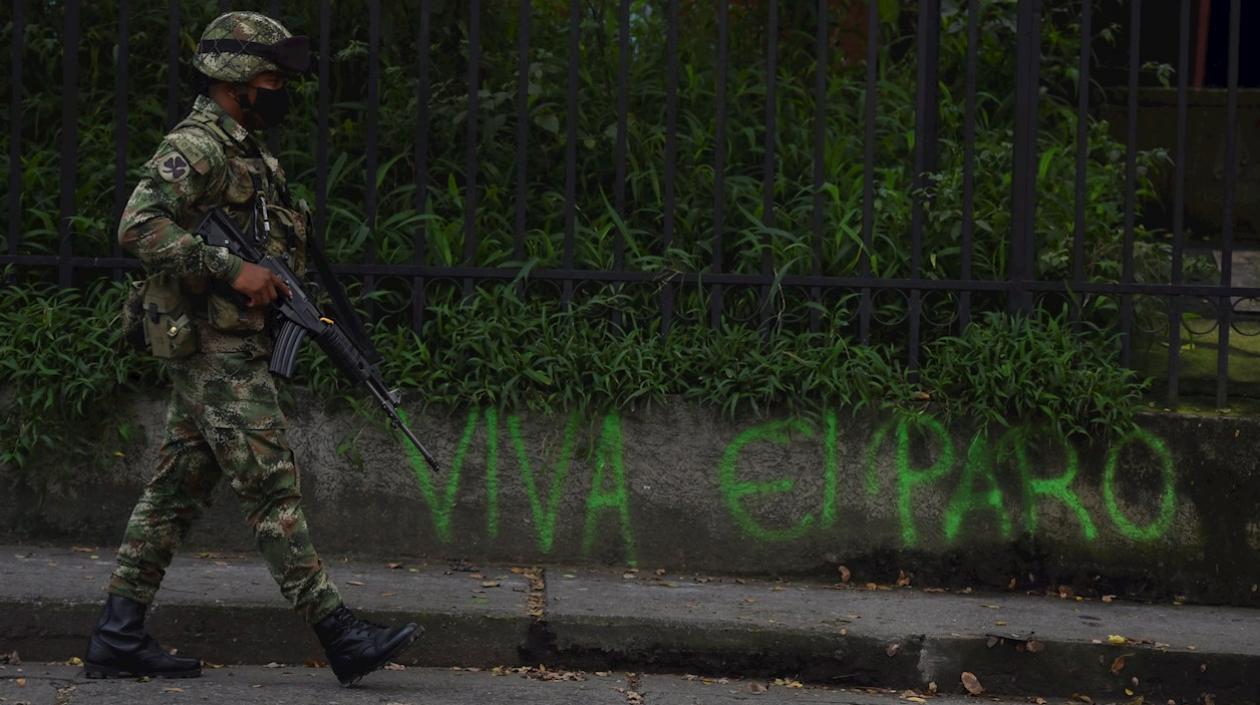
[1111,656,1127,675]
[995,620,1008,626]
[383,662,406,671]
[1072,694,1094,704]
[15,677,26,687]
[928,681,938,695]
[72,546,95,553]
[303,659,328,668]
[1026,640,1045,654]
[886,642,901,657]
[838,565,852,583]
[1102,595,1116,603]
[896,570,912,587]
[0,650,20,665]
[162,687,184,693]
[66,656,83,666]
[386,562,403,569]
[346,580,366,587]
[961,671,984,695]
[1108,635,1128,645]
[481,580,500,588]
[655,568,667,577]
[747,682,768,694]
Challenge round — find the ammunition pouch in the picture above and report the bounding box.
[139,273,198,359]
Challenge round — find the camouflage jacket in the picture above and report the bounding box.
[119,95,310,341]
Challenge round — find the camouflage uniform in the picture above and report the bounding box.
[108,14,340,625]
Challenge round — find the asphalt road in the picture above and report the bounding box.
[0,663,1044,705]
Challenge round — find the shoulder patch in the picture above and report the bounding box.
[159,126,227,178]
[158,153,191,182]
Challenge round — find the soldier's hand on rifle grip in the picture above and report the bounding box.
[231,261,291,308]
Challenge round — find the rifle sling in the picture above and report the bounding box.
[304,230,382,366]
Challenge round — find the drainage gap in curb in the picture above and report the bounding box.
[520,567,555,663]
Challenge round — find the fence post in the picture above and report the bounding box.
[7,0,26,284]
[58,0,81,288]
[1009,0,1041,314]
[908,0,940,373]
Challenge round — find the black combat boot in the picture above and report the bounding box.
[84,594,201,679]
[313,605,422,687]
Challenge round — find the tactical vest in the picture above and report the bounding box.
[175,110,311,342]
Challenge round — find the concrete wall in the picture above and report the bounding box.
[1103,87,1260,237]
[4,394,1259,605]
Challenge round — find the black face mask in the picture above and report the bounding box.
[238,85,291,129]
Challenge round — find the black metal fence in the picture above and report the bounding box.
[3,0,1259,408]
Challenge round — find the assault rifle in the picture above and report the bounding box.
[195,206,441,474]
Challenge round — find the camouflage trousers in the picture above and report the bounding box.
[108,347,342,625]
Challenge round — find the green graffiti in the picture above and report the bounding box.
[821,410,838,528]
[402,408,478,543]
[582,413,638,566]
[999,427,1097,541]
[392,406,1181,554]
[718,418,816,542]
[484,408,500,539]
[891,414,955,547]
[1103,428,1177,542]
[509,411,579,554]
[943,434,1011,542]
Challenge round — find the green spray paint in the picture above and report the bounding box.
[484,408,500,539]
[509,411,579,554]
[1103,428,1177,542]
[890,414,954,547]
[998,427,1097,541]
[402,408,478,543]
[821,410,838,528]
[943,433,1011,541]
[718,418,816,542]
[582,413,638,566]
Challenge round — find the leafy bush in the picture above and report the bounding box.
[0,269,1144,494]
[0,271,161,493]
[922,309,1149,438]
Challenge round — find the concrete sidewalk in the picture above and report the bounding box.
[0,664,1042,705]
[0,546,1256,704]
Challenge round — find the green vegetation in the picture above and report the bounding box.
[1,270,1145,493]
[0,1,1165,487]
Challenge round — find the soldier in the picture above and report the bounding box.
[84,12,420,687]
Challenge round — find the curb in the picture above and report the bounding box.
[1,549,1257,704]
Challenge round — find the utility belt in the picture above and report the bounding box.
[122,200,309,360]
[121,273,272,359]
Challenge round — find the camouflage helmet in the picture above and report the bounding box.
[192,12,310,83]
